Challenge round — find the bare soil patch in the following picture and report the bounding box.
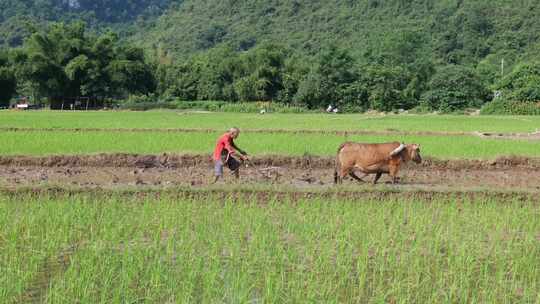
[1,154,539,193]
[0,127,470,136]
[1,161,539,193]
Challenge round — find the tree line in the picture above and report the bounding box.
[0,22,154,108]
[1,21,540,114]
[154,41,539,114]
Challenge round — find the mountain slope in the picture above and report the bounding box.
[0,0,180,46]
[3,0,540,68]
[139,0,540,65]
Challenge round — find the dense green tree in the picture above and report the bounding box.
[234,43,287,101]
[0,49,16,107]
[13,22,155,103]
[496,62,540,102]
[196,24,227,50]
[194,46,239,101]
[109,45,156,95]
[475,52,517,88]
[294,46,357,109]
[361,65,412,112]
[276,54,309,104]
[161,44,290,103]
[421,65,489,112]
[161,62,199,100]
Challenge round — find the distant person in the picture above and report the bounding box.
[326,104,334,113]
[213,127,249,183]
[16,97,29,110]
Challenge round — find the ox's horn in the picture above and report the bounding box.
[390,144,406,156]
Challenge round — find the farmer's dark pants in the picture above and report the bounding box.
[214,157,241,177]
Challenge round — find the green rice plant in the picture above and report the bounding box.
[0,195,100,302]
[1,111,540,133]
[1,130,540,159]
[0,193,539,303]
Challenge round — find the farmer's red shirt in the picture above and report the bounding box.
[213,133,237,161]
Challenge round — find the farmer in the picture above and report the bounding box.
[213,127,248,183]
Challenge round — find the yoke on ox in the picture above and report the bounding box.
[334,142,422,185]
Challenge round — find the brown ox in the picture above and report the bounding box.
[334,142,422,184]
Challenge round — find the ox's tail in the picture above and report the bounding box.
[334,143,347,184]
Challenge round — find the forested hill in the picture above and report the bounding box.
[3,0,540,66]
[141,0,540,64]
[0,0,179,46]
[2,0,540,114]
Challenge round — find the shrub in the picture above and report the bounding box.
[219,101,309,113]
[496,62,540,102]
[480,99,540,115]
[118,97,311,113]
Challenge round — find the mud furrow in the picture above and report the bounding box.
[2,164,539,193]
[0,127,471,136]
[1,153,540,170]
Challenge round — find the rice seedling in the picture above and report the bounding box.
[1,111,540,133]
[1,130,540,159]
[1,193,539,303]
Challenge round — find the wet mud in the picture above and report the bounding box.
[0,157,540,191]
[1,153,540,170]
